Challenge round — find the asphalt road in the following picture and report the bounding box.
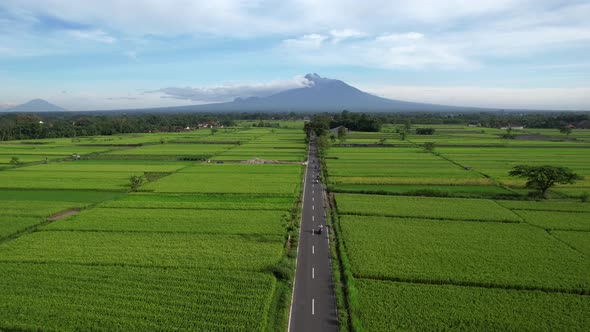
[289,137,339,332]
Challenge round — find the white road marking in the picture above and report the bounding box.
[312,215,314,222]
[312,267,315,279]
[312,245,315,254]
[312,197,314,202]
[312,205,314,210]
[312,299,315,315]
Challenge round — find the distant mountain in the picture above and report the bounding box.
[4,99,67,112]
[155,73,490,113]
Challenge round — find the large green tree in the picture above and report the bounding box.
[509,165,582,197]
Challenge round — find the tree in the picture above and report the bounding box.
[404,119,412,131]
[423,142,435,152]
[210,127,218,135]
[416,128,435,135]
[509,165,582,197]
[303,116,330,139]
[129,174,146,192]
[399,131,406,141]
[337,126,347,144]
[10,156,20,165]
[559,126,572,136]
[502,127,516,139]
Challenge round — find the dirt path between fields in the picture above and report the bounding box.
[48,209,80,221]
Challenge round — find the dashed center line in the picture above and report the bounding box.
[312,267,315,279]
[312,299,315,315]
[312,245,315,254]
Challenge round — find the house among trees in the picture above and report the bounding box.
[330,125,349,134]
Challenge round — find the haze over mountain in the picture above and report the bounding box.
[3,99,67,113]
[155,74,485,113]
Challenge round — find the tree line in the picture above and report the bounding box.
[1,110,588,141]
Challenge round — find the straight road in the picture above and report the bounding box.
[289,137,338,332]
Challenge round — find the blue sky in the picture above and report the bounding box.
[0,0,589,111]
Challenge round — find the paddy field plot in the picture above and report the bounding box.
[336,193,520,222]
[211,133,306,161]
[356,279,590,332]
[551,231,590,256]
[101,193,295,211]
[142,163,303,195]
[0,160,190,191]
[513,209,590,231]
[329,183,514,197]
[437,147,590,196]
[0,230,284,270]
[326,146,492,186]
[0,190,121,239]
[339,215,590,293]
[44,208,287,235]
[0,263,276,331]
[496,199,590,212]
[106,143,236,156]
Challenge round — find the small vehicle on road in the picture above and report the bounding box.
[317,225,323,235]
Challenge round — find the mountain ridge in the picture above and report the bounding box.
[155,73,488,113]
[3,99,67,113]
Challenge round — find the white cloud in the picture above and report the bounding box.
[279,31,476,69]
[67,29,116,43]
[330,29,364,43]
[2,0,590,67]
[149,76,312,102]
[363,85,590,110]
[282,34,327,49]
[376,32,424,42]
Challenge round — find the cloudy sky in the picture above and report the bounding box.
[0,0,589,111]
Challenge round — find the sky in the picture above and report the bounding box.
[0,0,589,111]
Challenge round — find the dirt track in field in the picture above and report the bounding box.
[48,209,80,221]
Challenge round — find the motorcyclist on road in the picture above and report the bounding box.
[318,224,323,234]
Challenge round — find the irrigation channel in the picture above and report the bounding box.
[289,137,338,332]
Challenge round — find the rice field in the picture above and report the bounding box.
[328,126,590,331]
[0,126,304,331]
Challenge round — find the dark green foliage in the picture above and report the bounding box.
[128,174,145,191]
[303,115,330,138]
[422,142,435,152]
[330,111,381,132]
[176,155,208,161]
[559,126,573,135]
[509,165,583,197]
[415,127,435,135]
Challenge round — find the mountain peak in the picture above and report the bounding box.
[5,99,67,113]
[304,73,335,85]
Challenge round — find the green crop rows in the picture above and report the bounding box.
[327,125,590,331]
[0,263,276,331]
[0,126,305,330]
[336,193,521,222]
[356,279,590,331]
